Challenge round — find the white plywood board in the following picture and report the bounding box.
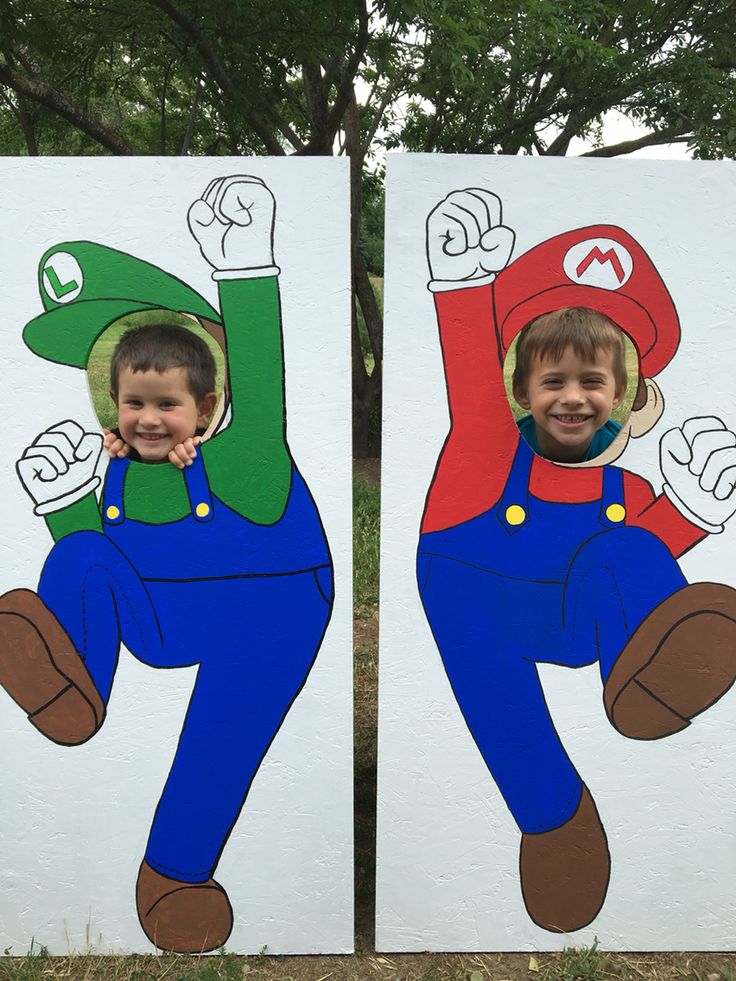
[0,158,353,955]
[376,154,736,951]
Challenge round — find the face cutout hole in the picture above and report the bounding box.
[502,310,639,465]
[86,310,227,434]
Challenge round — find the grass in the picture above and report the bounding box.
[540,942,627,981]
[353,473,380,618]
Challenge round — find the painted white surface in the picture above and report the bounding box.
[376,154,736,951]
[0,158,353,955]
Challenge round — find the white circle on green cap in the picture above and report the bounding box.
[563,238,633,291]
[42,252,84,305]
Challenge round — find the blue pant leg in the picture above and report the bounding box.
[144,568,333,882]
[38,531,162,702]
[419,553,583,834]
[564,527,687,683]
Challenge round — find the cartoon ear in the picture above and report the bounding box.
[629,378,664,438]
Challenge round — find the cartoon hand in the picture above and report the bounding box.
[187,175,278,279]
[17,420,102,516]
[168,436,202,470]
[661,416,736,533]
[426,188,515,292]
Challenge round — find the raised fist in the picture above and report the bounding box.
[17,420,102,516]
[426,188,515,289]
[661,416,736,532]
[187,175,278,278]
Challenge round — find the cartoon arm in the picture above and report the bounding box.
[422,189,517,533]
[623,416,736,556]
[187,176,291,524]
[16,420,103,540]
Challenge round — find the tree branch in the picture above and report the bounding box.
[322,0,370,147]
[145,0,285,154]
[0,58,135,154]
[361,63,413,157]
[582,127,691,157]
[180,75,200,154]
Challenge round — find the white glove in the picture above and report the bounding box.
[187,175,279,280]
[661,416,736,533]
[16,420,102,516]
[426,188,515,292]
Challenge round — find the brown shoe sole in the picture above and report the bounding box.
[0,588,105,745]
[136,861,233,953]
[520,785,610,933]
[604,582,736,740]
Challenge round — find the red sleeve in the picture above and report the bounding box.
[623,471,706,557]
[421,283,520,534]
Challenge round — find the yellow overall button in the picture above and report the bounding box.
[195,502,210,518]
[505,504,526,526]
[105,505,120,520]
[605,503,626,523]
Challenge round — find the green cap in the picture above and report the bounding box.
[24,241,221,368]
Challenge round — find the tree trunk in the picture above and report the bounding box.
[345,91,382,458]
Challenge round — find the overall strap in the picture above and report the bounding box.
[598,464,626,528]
[102,457,129,525]
[497,437,533,535]
[182,450,214,522]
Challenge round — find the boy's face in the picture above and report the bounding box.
[513,345,626,463]
[113,366,215,463]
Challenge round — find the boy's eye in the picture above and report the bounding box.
[543,379,562,388]
[125,399,142,407]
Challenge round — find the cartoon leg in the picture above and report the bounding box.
[0,531,160,745]
[419,553,609,932]
[566,527,736,739]
[136,568,333,952]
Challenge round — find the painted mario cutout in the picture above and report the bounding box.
[0,176,334,952]
[417,188,736,934]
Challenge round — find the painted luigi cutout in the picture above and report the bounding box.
[418,187,736,934]
[0,176,334,953]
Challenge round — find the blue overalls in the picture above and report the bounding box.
[37,453,333,883]
[417,438,685,835]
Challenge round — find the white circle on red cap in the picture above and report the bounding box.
[563,238,633,290]
[42,252,84,305]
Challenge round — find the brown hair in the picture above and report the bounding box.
[512,307,627,394]
[110,323,216,401]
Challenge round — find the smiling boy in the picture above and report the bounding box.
[104,323,217,467]
[512,307,627,463]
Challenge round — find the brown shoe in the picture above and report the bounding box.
[0,589,105,745]
[520,786,610,933]
[136,860,233,953]
[604,582,736,740]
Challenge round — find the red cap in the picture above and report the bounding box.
[493,225,679,378]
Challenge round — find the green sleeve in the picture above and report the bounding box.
[44,492,102,542]
[202,276,292,524]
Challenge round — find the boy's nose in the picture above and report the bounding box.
[561,385,585,405]
[140,407,161,426]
